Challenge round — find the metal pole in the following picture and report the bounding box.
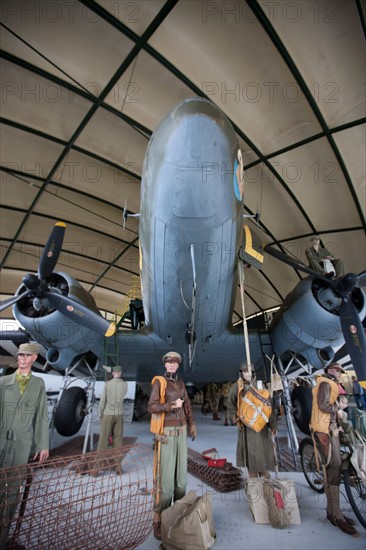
[83,373,97,454]
[153,436,162,528]
[276,356,299,467]
[238,260,252,374]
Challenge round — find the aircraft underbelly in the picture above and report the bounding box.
[146,215,238,344]
[140,98,242,348]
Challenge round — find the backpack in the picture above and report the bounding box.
[237,380,272,432]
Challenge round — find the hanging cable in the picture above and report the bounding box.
[238,259,252,376]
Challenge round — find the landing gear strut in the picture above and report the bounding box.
[50,355,100,453]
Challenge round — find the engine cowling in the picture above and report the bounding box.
[270,277,366,368]
[13,271,105,370]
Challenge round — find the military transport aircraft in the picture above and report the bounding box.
[1,98,365,444]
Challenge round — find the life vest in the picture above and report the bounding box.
[150,376,167,434]
[237,379,272,432]
[310,376,339,434]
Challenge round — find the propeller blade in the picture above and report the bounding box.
[38,222,66,281]
[263,244,336,285]
[339,295,366,381]
[43,290,116,337]
[358,269,366,287]
[0,291,33,313]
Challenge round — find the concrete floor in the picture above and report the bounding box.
[126,405,365,550]
[49,400,365,550]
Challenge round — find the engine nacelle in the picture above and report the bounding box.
[270,277,366,369]
[13,271,106,370]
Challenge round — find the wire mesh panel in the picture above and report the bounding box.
[0,443,155,549]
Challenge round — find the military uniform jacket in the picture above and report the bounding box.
[99,378,128,416]
[148,376,195,429]
[0,373,49,468]
[305,246,333,274]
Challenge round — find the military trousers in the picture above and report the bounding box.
[93,414,124,472]
[326,434,342,486]
[97,414,124,451]
[159,425,187,513]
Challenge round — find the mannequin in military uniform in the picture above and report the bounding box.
[0,342,49,545]
[148,352,197,540]
[306,235,345,278]
[310,363,358,535]
[92,366,128,475]
[228,367,277,478]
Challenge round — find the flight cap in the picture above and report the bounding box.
[163,351,182,364]
[17,342,40,355]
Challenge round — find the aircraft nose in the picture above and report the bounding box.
[142,98,241,222]
[150,97,237,168]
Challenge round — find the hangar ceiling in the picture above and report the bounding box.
[1,0,365,327]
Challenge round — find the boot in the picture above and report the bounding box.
[325,485,355,526]
[327,512,356,527]
[213,413,221,421]
[115,464,122,475]
[224,419,228,426]
[326,485,358,535]
[326,515,358,535]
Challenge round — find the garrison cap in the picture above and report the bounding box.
[17,342,40,355]
[163,351,182,364]
[112,366,122,373]
[310,235,320,242]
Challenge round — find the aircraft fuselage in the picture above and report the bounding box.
[138,98,247,373]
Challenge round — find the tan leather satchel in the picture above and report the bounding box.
[161,491,216,550]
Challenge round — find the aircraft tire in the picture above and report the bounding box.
[54,386,87,436]
[291,386,312,435]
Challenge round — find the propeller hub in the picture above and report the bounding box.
[339,273,358,292]
[22,273,41,291]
